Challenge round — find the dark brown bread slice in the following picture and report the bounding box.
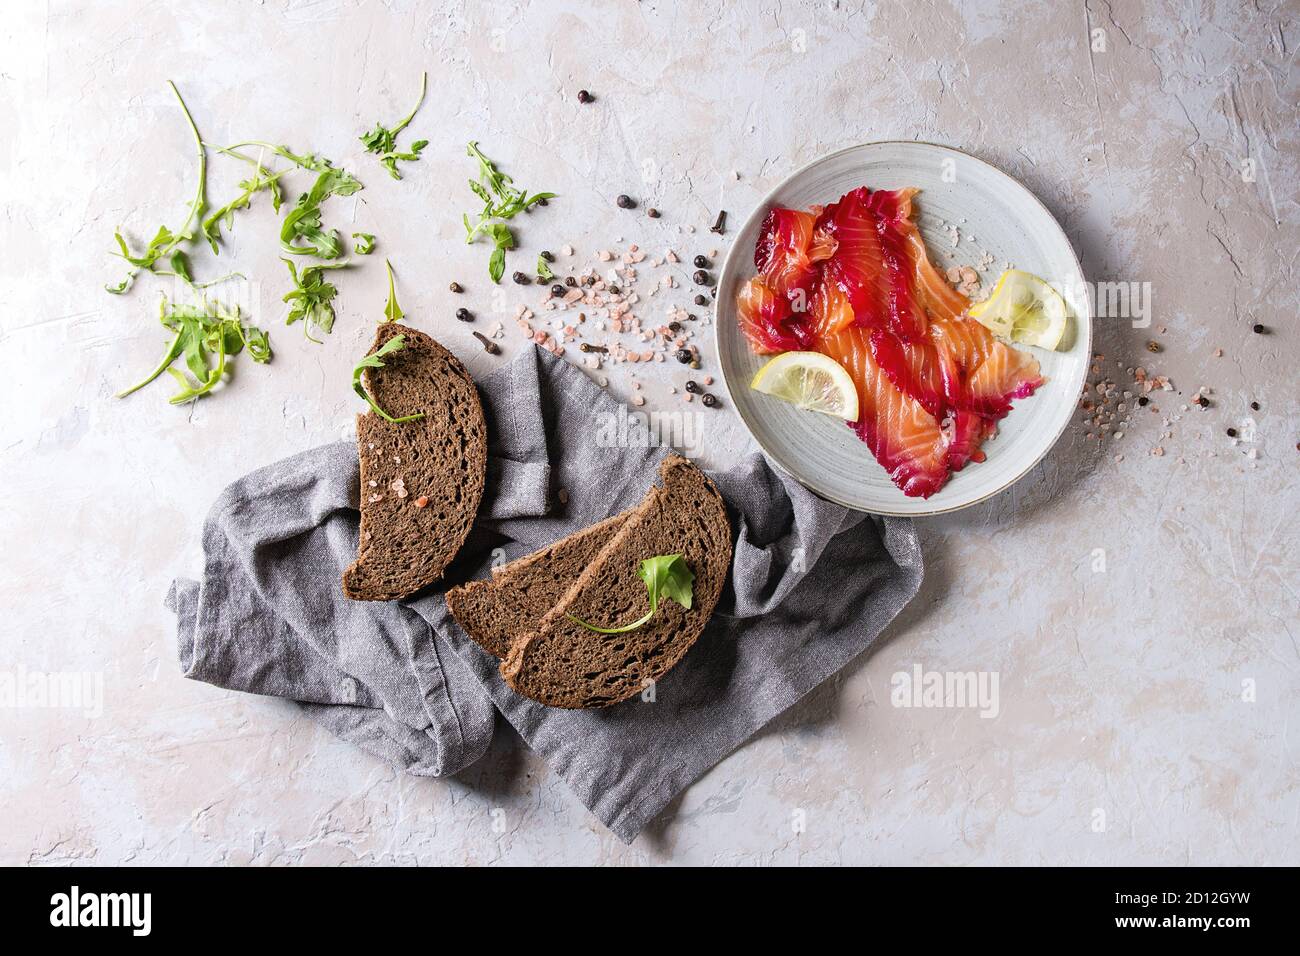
[342,323,487,602]
[500,454,732,708]
[446,511,632,658]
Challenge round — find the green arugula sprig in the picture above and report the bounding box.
[107,81,207,294]
[350,262,422,423]
[351,334,425,424]
[117,297,271,405]
[359,72,429,180]
[352,232,376,255]
[382,259,404,323]
[537,255,555,281]
[200,160,287,255]
[280,165,363,259]
[462,141,555,282]
[566,555,695,634]
[282,259,348,343]
[204,142,362,259]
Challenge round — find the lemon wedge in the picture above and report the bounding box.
[968,269,1069,350]
[750,351,859,422]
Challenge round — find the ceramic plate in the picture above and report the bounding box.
[714,141,1091,516]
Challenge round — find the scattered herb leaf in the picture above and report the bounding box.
[282,258,349,343]
[382,259,405,323]
[107,81,207,294]
[201,159,287,254]
[352,232,376,255]
[351,334,425,424]
[566,554,694,634]
[462,140,556,282]
[359,72,429,180]
[117,297,271,404]
[537,255,555,281]
[280,164,363,258]
[484,223,514,285]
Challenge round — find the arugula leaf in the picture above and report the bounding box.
[359,72,428,180]
[537,255,555,281]
[485,223,514,285]
[352,232,376,255]
[117,297,271,404]
[565,554,695,634]
[107,81,207,294]
[462,140,556,281]
[351,334,425,424]
[282,258,349,343]
[382,259,404,323]
[280,164,363,258]
[201,159,287,254]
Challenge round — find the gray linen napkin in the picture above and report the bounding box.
[168,345,923,842]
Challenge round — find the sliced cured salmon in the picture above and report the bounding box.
[738,185,1046,498]
[820,327,951,498]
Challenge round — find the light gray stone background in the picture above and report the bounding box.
[1,0,1296,865]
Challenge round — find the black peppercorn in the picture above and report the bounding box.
[693,270,711,286]
[685,380,701,394]
[550,284,566,297]
[701,393,718,407]
[668,321,682,333]
[693,255,709,269]
[1250,401,1260,411]
[616,194,636,209]
[540,250,555,262]
[1137,396,1149,406]
[694,294,709,306]
[577,89,593,104]
[448,281,463,293]
[565,276,578,287]
[687,313,698,322]
[512,271,530,285]
[1253,323,1265,333]
[647,207,660,218]
[455,307,472,322]
[608,285,620,294]
[675,348,693,364]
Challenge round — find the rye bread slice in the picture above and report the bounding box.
[500,454,732,708]
[446,511,632,658]
[341,323,487,602]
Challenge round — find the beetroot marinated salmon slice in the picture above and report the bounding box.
[819,327,952,498]
[737,277,816,354]
[817,187,928,343]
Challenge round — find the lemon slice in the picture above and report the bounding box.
[968,269,1069,350]
[750,351,859,422]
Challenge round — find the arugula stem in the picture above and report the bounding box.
[116,327,186,399]
[153,269,245,288]
[206,141,317,171]
[390,71,428,137]
[564,609,656,635]
[167,80,207,241]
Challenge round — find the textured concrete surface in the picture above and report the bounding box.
[1,0,1296,865]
